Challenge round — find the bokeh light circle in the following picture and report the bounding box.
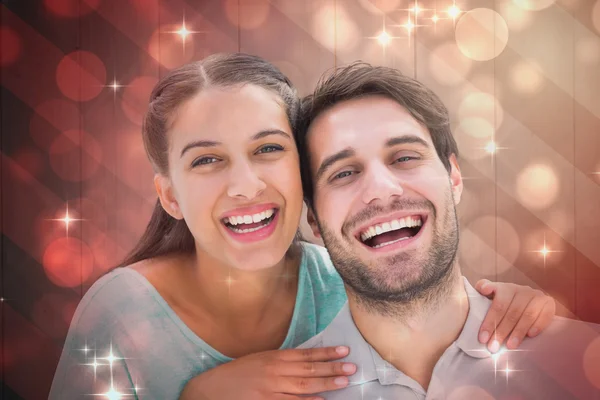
[513,0,556,11]
[584,337,600,389]
[56,51,106,101]
[224,0,270,30]
[0,27,22,66]
[428,42,473,86]
[49,130,103,181]
[459,92,504,129]
[498,2,533,31]
[121,76,158,126]
[455,8,509,61]
[509,60,545,94]
[44,0,101,17]
[43,237,94,288]
[516,163,560,210]
[30,99,79,150]
[312,3,359,53]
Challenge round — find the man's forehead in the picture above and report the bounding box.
[307,97,431,156]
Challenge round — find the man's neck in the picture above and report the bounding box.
[347,266,469,390]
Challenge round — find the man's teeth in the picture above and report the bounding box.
[360,216,422,242]
[226,209,275,226]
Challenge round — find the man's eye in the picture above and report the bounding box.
[192,157,219,167]
[256,145,284,154]
[395,156,417,163]
[333,171,354,180]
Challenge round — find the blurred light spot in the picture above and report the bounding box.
[584,337,600,389]
[459,91,504,129]
[516,164,560,210]
[49,130,103,181]
[457,117,494,140]
[56,51,106,101]
[509,60,545,94]
[377,30,392,46]
[147,28,194,69]
[432,14,440,23]
[428,42,473,86]
[455,8,509,61]
[498,2,533,31]
[357,0,402,14]
[594,1,600,34]
[121,76,158,126]
[43,237,94,288]
[312,3,359,53]
[448,5,462,19]
[30,99,79,150]
[44,0,101,17]
[448,385,494,400]
[224,0,270,30]
[576,36,600,65]
[91,231,128,274]
[485,141,497,154]
[0,27,22,66]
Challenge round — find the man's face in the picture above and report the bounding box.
[307,95,464,303]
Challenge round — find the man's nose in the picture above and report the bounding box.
[360,162,404,205]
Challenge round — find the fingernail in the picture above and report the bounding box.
[528,328,539,337]
[508,337,519,349]
[334,377,349,387]
[479,331,490,343]
[336,346,349,355]
[342,363,356,373]
[489,340,500,353]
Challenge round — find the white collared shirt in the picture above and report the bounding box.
[298,278,600,399]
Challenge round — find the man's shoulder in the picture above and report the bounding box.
[523,315,600,350]
[297,300,352,349]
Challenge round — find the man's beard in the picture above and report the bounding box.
[317,189,460,318]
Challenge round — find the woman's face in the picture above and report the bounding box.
[157,84,304,271]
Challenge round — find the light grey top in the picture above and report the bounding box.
[298,278,600,400]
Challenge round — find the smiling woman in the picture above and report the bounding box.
[49,53,557,400]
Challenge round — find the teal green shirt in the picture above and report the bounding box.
[49,242,347,399]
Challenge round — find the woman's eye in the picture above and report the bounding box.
[256,145,283,154]
[333,171,354,180]
[192,157,219,167]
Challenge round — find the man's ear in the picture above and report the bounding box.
[448,154,463,205]
[154,174,184,220]
[306,206,321,239]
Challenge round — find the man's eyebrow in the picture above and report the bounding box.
[180,140,221,158]
[180,129,291,158]
[385,135,430,148]
[315,148,356,182]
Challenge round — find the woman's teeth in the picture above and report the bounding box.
[225,209,275,226]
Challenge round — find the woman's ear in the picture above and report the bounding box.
[154,174,183,220]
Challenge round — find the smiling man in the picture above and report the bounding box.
[296,63,600,399]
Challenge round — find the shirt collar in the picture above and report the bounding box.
[338,276,494,387]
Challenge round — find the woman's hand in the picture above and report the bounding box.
[475,279,556,352]
[180,346,356,400]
